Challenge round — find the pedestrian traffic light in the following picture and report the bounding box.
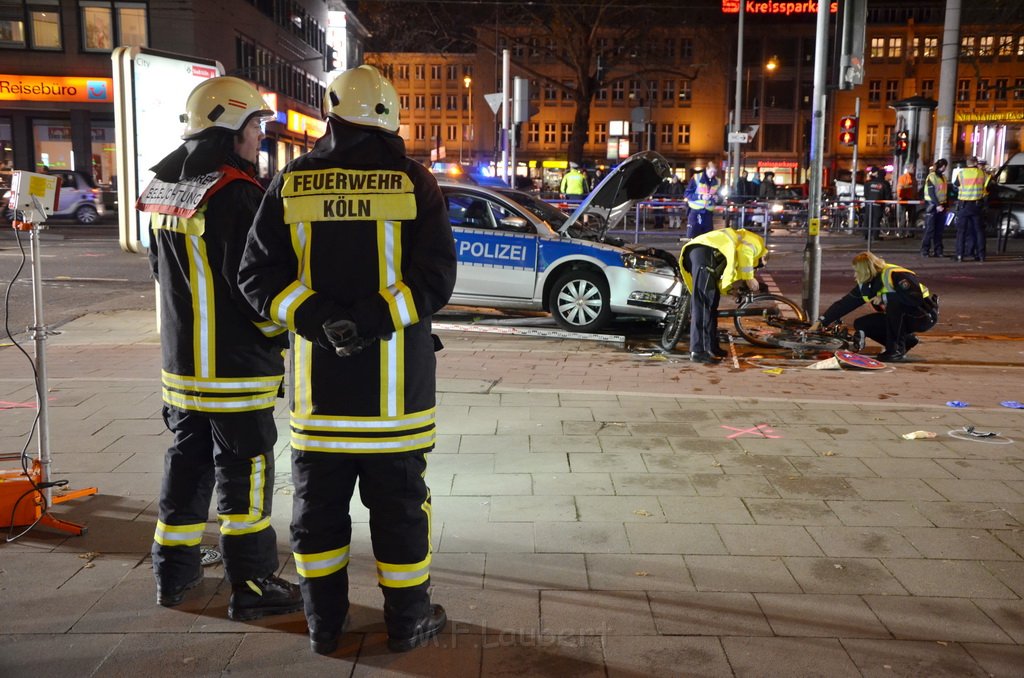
[838,116,858,146]
[894,129,909,157]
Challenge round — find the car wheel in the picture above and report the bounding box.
[75,204,98,224]
[548,268,611,333]
[999,214,1021,237]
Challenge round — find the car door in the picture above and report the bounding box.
[446,190,540,300]
[53,171,82,213]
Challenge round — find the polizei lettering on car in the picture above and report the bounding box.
[281,168,418,223]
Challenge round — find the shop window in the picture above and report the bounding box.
[80,1,147,52]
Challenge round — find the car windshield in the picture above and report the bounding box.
[496,189,569,230]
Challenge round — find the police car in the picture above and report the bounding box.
[442,151,681,333]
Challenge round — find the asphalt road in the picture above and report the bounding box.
[1,223,1022,349]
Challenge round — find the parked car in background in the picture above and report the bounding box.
[3,169,104,224]
[985,184,1024,237]
[442,151,681,333]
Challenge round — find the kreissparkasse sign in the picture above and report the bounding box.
[0,75,114,103]
[722,0,838,14]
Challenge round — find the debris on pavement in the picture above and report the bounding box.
[1000,400,1024,409]
[963,425,998,438]
[901,430,937,440]
[945,401,969,408]
[762,368,784,376]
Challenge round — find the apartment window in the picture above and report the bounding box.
[677,123,690,146]
[542,82,555,104]
[430,94,441,110]
[887,36,903,58]
[595,86,608,102]
[868,79,881,104]
[414,94,425,109]
[628,79,641,102]
[396,64,409,79]
[594,122,606,145]
[81,1,147,51]
[885,80,899,102]
[543,122,556,144]
[1016,78,1024,100]
[870,37,885,58]
[979,36,994,57]
[612,81,624,102]
[430,124,439,141]
[446,94,457,110]
[678,80,691,103]
[957,79,970,101]
[28,1,61,49]
[527,122,539,143]
[883,125,894,146]
[414,124,425,141]
[995,78,1008,101]
[664,38,675,59]
[646,79,658,103]
[560,123,572,144]
[660,123,673,146]
[923,36,938,58]
[562,81,575,103]
[1018,36,1024,57]
[446,124,457,142]
[911,37,920,58]
[399,94,409,110]
[662,80,675,103]
[960,35,975,57]
[430,64,441,80]
[977,79,989,101]
[921,79,935,99]
[447,64,458,80]
[999,35,1013,57]
[414,64,424,80]
[680,37,693,60]
[866,125,879,147]
[512,39,524,58]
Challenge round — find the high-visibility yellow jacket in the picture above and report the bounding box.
[679,227,766,294]
[560,169,588,195]
[955,166,987,201]
[140,162,287,413]
[239,124,457,455]
[924,171,947,204]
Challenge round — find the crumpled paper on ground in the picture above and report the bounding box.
[901,430,937,440]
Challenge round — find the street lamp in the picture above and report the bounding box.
[463,75,473,163]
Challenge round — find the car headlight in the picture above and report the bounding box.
[770,203,784,214]
[621,252,673,275]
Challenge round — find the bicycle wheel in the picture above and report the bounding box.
[733,293,807,348]
[774,331,846,353]
[660,290,691,351]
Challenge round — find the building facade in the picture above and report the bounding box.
[0,0,365,190]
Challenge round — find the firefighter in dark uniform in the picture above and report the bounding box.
[812,251,938,362]
[137,76,301,618]
[863,167,892,240]
[238,65,457,655]
[679,227,767,363]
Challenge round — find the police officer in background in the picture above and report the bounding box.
[678,227,767,363]
[684,160,721,238]
[920,159,948,257]
[560,162,589,198]
[239,65,457,655]
[137,76,301,619]
[953,156,988,261]
[863,166,892,240]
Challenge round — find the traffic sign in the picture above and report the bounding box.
[728,132,750,143]
[483,92,504,114]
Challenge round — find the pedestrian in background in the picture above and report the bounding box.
[920,159,948,257]
[684,160,721,238]
[137,76,301,619]
[239,65,457,656]
[863,167,892,240]
[896,164,918,238]
[812,251,938,362]
[758,171,777,200]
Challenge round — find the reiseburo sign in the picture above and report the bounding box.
[0,75,113,103]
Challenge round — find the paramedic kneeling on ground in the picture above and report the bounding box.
[679,227,767,363]
[811,252,938,362]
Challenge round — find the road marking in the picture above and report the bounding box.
[721,423,781,439]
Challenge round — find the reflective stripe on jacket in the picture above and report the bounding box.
[680,227,766,294]
[924,172,947,204]
[686,173,720,211]
[957,167,987,201]
[861,264,931,304]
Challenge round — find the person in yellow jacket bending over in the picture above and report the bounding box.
[679,227,767,363]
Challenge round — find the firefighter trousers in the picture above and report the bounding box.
[152,406,280,588]
[290,450,432,637]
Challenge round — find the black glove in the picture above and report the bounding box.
[322,318,370,357]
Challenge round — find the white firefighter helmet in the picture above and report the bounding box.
[180,76,274,139]
[323,65,399,132]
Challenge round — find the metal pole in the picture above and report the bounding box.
[731,3,745,194]
[28,227,53,506]
[802,0,830,321]
[501,49,510,182]
[849,96,860,235]
[934,0,961,162]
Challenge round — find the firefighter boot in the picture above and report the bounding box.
[387,604,448,652]
[228,574,303,621]
[156,569,203,607]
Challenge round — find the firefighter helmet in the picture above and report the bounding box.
[180,76,274,139]
[323,65,399,132]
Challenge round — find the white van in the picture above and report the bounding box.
[997,152,1024,191]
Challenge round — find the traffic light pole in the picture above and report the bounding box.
[849,97,860,231]
[801,0,831,322]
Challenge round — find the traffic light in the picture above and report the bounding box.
[838,115,858,146]
[894,129,909,157]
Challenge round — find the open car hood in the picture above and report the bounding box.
[557,151,672,237]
